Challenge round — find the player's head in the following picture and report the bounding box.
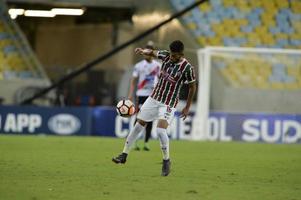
[143,40,154,62]
[169,40,184,62]
[145,40,154,50]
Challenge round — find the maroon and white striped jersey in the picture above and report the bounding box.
[150,50,196,108]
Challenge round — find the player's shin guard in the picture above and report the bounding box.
[123,122,145,154]
[157,128,169,160]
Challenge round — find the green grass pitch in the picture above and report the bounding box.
[0,135,300,200]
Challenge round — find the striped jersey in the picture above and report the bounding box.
[150,50,196,108]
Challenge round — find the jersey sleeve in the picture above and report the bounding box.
[132,64,139,77]
[156,50,170,61]
[184,65,196,84]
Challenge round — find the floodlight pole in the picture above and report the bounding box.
[21,0,208,105]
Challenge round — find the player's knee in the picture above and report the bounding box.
[157,119,168,129]
[137,119,147,126]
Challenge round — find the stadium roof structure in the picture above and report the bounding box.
[6,0,134,8]
[6,0,135,23]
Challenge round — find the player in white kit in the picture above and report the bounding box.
[127,41,161,151]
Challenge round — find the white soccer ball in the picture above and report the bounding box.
[116,99,135,117]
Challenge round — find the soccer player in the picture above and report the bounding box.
[113,40,196,176]
[127,41,161,151]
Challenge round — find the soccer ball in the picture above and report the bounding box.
[116,99,135,117]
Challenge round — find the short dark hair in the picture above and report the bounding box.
[169,40,184,53]
[145,40,154,50]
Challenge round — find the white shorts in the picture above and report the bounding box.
[137,97,176,125]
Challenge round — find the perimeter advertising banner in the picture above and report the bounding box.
[92,107,301,144]
[0,106,300,143]
[0,106,92,135]
[205,112,301,144]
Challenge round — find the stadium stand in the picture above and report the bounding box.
[170,0,301,89]
[0,3,46,80]
[0,2,52,105]
[212,52,301,89]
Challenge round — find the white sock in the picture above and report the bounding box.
[157,128,169,160]
[123,122,145,154]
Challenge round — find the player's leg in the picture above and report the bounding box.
[134,96,147,151]
[112,119,147,164]
[123,119,147,154]
[112,97,157,164]
[157,119,171,176]
[157,119,169,159]
[157,105,176,176]
[143,121,152,151]
[133,118,143,151]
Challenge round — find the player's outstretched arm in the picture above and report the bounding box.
[180,81,196,120]
[135,48,158,58]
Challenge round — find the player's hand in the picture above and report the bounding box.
[135,48,152,55]
[135,48,143,55]
[180,106,189,120]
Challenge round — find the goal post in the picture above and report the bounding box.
[191,46,301,141]
[191,48,211,140]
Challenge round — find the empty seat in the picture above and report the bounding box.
[169,0,301,89]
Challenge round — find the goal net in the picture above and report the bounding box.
[191,47,301,141]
